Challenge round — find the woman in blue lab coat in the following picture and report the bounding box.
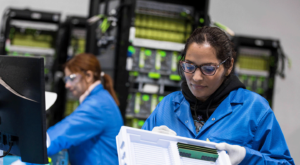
[47,53,123,165]
[142,27,294,165]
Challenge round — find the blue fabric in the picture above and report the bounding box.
[47,84,123,165]
[142,88,294,165]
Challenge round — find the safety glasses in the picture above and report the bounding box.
[180,57,230,76]
[64,73,81,85]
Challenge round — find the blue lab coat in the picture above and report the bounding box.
[142,88,294,165]
[47,84,123,165]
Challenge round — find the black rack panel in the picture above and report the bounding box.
[114,0,209,128]
[0,8,61,92]
[232,35,280,108]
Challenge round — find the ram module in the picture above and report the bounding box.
[177,142,219,162]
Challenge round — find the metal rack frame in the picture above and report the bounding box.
[114,0,210,120]
[47,16,87,127]
[232,35,280,108]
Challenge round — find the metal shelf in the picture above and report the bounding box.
[11,20,58,31]
[236,68,269,77]
[132,37,185,51]
[9,45,55,55]
[129,88,173,96]
[239,47,271,57]
[135,0,194,19]
[114,0,210,120]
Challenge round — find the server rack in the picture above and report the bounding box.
[232,35,283,108]
[64,16,87,60]
[0,8,63,127]
[56,0,121,125]
[59,0,120,124]
[86,0,120,80]
[0,8,61,92]
[114,0,210,128]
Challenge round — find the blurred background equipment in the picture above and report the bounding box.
[0,0,288,130]
[0,8,61,92]
[113,0,210,128]
[0,8,63,128]
[232,36,286,107]
[86,0,120,78]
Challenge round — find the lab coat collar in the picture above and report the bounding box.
[172,88,244,105]
[79,80,101,103]
[198,89,244,137]
[172,89,244,137]
[173,92,196,136]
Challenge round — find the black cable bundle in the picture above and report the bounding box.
[0,142,13,158]
[277,42,289,79]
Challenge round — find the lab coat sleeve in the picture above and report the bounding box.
[240,109,295,165]
[47,99,107,156]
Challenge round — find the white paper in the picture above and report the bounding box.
[45,91,57,111]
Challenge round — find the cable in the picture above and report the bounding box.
[277,43,288,79]
[210,21,235,37]
[0,142,13,158]
[273,41,289,79]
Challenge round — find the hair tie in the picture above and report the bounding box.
[101,72,105,77]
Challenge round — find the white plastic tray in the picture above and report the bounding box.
[116,126,231,165]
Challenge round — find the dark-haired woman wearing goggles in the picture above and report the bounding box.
[142,27,294,165]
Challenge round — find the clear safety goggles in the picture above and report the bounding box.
[180,57,230,76]
[64,73,81,86]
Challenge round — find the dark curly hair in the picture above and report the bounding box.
[179,26,236,72]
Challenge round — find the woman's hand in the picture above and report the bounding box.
[215,143,246,165]
[152,125,177,136]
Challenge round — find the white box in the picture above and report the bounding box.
[116,126,231,165]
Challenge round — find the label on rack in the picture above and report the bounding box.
[138,120,145,128]
[126,57,133,71]
[158,96,164,102]
[155,50,161,70]
[139,48,145,68]
[148,72,161,79]
[170,74,181,81]
[134,93,141,114]
[172,52,178,72]
[151,94,157,113]
[129,71,139,77]
[133,118,138,128]
[142,94,150,101]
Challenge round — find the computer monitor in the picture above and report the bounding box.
[0,55,48,164]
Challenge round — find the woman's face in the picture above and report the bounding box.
[64,67,88,98]
[184,42,229,102]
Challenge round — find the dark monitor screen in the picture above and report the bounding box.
[0,55,48,164]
